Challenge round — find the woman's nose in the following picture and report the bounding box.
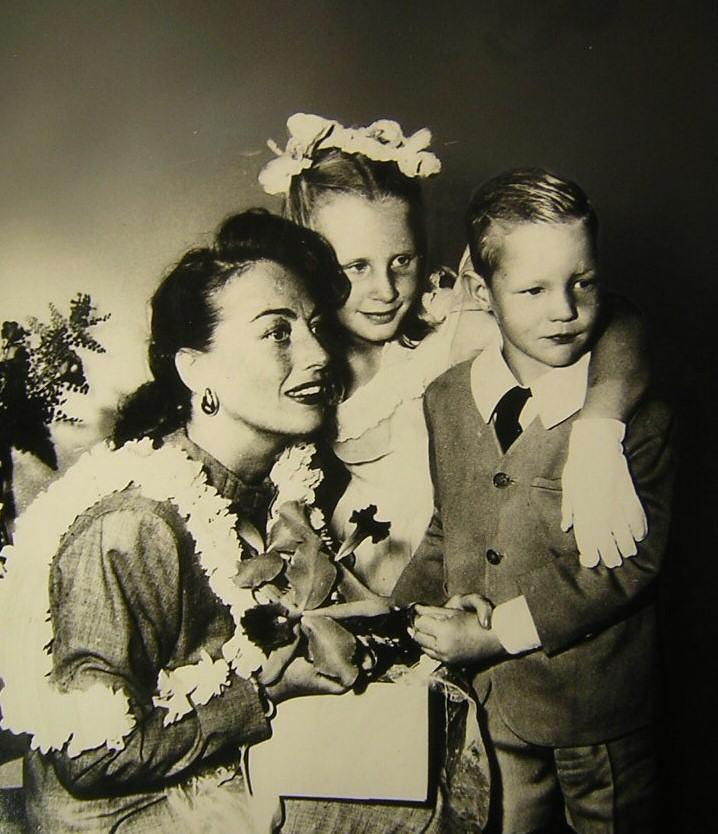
[300,328,330,370]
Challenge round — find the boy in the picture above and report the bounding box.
[393,169,673,834]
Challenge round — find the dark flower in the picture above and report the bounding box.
[336,504,391,561]
[241,603,298,653]
[341,608,422,692]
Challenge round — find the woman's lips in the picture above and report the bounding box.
[285,380,325,406]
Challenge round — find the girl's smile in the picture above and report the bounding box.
[360,304,404,323]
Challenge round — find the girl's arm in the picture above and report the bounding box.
[584,293,650,419]
[563,294,651,569]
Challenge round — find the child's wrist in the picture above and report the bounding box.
[491,598,541,655]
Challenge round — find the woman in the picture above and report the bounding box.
[260,114,650,595]
[0,209,351,833]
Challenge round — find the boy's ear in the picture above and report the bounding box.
[174,348,205,396]
[462,269,493,313]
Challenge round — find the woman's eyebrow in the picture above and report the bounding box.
[251,307,298,322]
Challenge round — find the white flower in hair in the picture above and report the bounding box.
[396,128,442,178]
[259,112,441,195]
[285,112,336,149]
[259,113,338,195]
[365,119,404,148]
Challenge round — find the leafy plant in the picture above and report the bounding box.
[237,502,420,689]
[0,293,109,545]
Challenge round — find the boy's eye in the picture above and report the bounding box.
[522,287,544,296]
[574,276,597,290]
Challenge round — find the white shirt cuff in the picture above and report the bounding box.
[492,596,541,655]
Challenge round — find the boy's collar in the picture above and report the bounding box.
[470,335,590,430]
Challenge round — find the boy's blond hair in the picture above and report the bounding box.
[466,167,598,282]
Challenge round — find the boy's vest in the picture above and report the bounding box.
[395,360,673,747]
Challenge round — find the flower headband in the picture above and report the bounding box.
[258,113,442,196]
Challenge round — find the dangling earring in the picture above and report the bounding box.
[201,388,219,416]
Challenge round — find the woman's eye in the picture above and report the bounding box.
[523,287,543,296]
[309,317,326,336]
[265,323,291,343]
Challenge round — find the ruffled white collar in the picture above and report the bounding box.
[336,323,458,442]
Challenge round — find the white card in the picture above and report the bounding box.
[247,682,429,802]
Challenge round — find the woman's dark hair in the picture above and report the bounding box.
[285,148,432,344]
[113,209,349,446]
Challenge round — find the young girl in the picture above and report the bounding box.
[260,114,650,596]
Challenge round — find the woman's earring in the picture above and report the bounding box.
[201,388,220,416]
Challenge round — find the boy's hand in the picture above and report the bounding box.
[411,603,504,667]
[445,592,494,628]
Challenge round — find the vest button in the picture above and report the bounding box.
[486,548,503,565]
[493,472,512,488]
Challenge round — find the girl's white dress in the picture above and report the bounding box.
[332,303,496,595]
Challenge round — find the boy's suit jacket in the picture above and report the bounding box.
[393,360,674,747]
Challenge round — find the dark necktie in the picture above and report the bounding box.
[493,385,531,453]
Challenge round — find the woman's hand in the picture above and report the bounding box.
[263,656,348,704]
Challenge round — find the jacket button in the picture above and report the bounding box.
[486,548,503,565]
[493,472,512,488]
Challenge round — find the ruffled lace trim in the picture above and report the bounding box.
[336,315,460,442]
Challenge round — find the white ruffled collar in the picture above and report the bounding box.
[335,321,458,442]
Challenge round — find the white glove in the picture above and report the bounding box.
[561,418,648,569]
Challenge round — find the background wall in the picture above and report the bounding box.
[2,2,716,830]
